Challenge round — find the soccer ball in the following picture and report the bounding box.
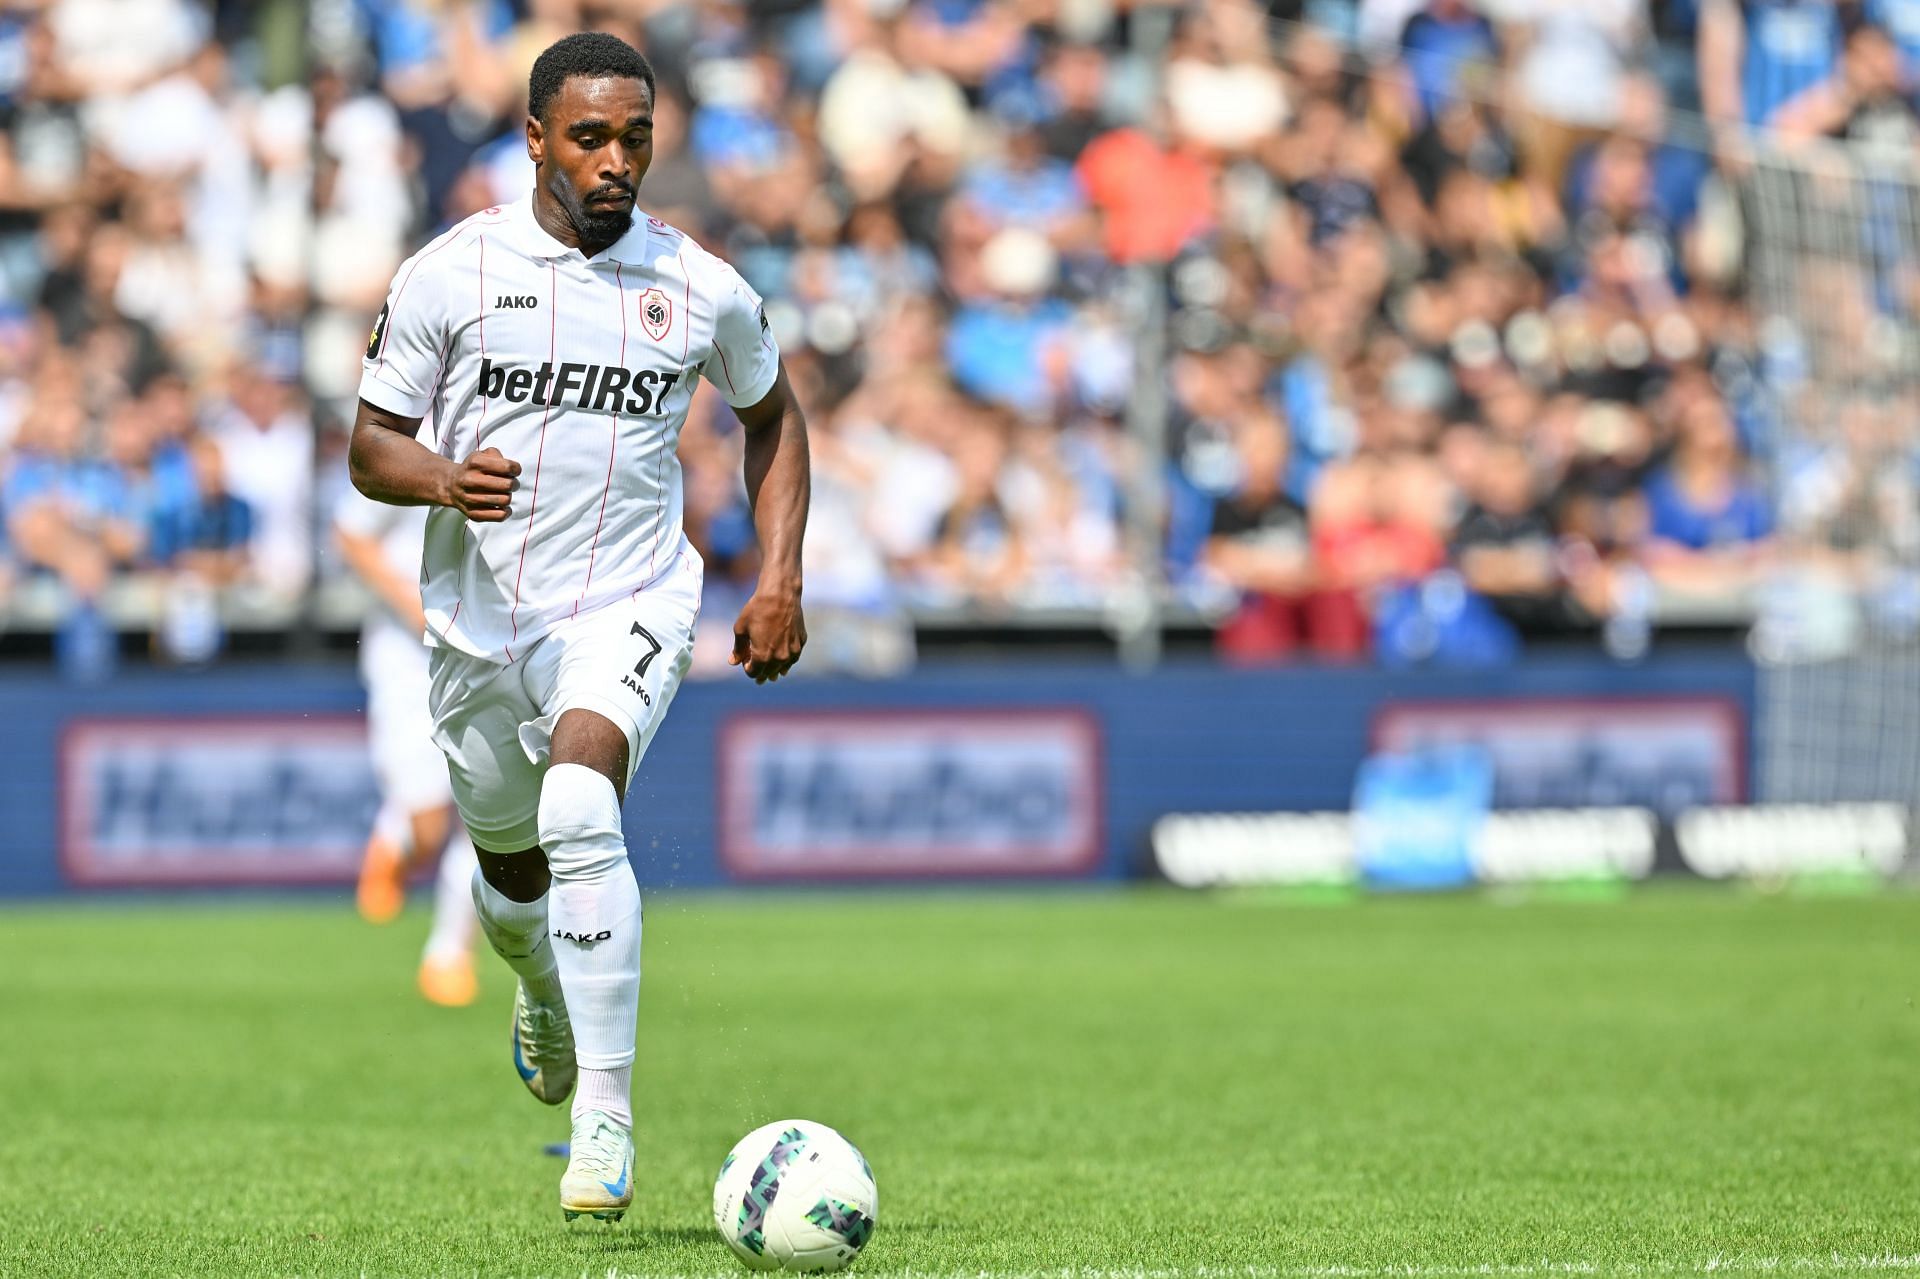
[712,1119,878,1272]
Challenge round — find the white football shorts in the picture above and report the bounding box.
[427,542,702,853]
[363,626,454,816]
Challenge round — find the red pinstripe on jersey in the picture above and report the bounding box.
[576,263,630,613]
[471,234,489,449]
[648,247,694,581]
[505,260,560,660]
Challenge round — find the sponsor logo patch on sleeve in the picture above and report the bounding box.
[366,301,391,359]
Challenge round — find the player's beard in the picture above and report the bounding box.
[550,170,633,247]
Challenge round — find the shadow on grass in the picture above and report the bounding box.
[584,1223,715,1250]
[580,1219,942,1256]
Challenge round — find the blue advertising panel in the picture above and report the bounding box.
[60,714,379,886]
[0,652,1757,896]
[717,708,1102,880]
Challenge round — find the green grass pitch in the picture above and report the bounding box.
[4,887,1918,1278]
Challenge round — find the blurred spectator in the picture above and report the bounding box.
[1283,97,1382,249]
[207,363,312,600]
[150,433,251,584]
[49,0,204,95]
[1699,0,1844,138]
[1865,0,1920,80]
[1165,0,1290,153]
[1498,0,1647,189]
[1312,452,1450,603]
[946,228,1071,415]
[1450,438,1576,630]
[1075,124,1213,265]
[1398,0,1499,123]
[4,364,137,677]
[1564,74,1710,281]
[1774,21,1919,141]
[1642,385,1775,590]
[930,401,1026,604]
[960,124,1086,238]
[1205,415,1369,662]
[5,371,143,592]
[1035,42,1111,163]
[1554,397,1655,605]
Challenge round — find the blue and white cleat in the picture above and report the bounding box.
[511,982,576,1105]
[561,1110,634,1224]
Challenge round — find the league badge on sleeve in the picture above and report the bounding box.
[639,288,672,342]
[366,301,391,359]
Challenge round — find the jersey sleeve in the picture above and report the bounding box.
[357,245,450,419]
[700,264,780,409]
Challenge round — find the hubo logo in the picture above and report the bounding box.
[60,716,380,887]
[1373,697,1744,819]
[479,357,681,414]
[718,709,1103,879]
[553,928,614,944]
[496,294,538,309]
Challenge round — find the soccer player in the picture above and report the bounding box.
[347,33,809,1223]
[334,482,481,1008]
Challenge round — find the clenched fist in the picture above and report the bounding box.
[730,587,806,684]
[442,448,521,522]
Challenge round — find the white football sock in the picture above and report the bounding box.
[471,868,564,1006]
[539,763,641,1127]
[575,1063,633,1128]
[423,827,479,964]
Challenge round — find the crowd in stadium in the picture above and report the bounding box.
[0,0,1914,674]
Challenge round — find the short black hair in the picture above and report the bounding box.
[528,32,656,124]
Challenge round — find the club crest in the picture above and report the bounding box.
[639,288,672,342]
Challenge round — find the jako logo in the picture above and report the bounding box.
[496,294,538,309]
[479,358,680,413]
[553,928,614,944]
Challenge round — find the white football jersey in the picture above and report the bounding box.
[357,195,779,662]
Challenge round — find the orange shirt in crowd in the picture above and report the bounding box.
[1075,129,1215,264]
[1313,520,1447,592]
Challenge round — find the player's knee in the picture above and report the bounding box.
[476,847,549,901]
[537,762,626,880]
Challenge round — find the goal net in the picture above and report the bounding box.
[1745,135,1920,808]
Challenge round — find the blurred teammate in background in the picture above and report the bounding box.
[334,482,480,1008]
[348,33,810,1225]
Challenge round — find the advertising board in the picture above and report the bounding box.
[1152,808,1659,887]
[1674,803,1909,879]
[717,709,1103,879]
[1373,697,1745,817]
[59,716,378,887]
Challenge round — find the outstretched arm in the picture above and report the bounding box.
[348,398,521,522]
[729,365,810,683]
